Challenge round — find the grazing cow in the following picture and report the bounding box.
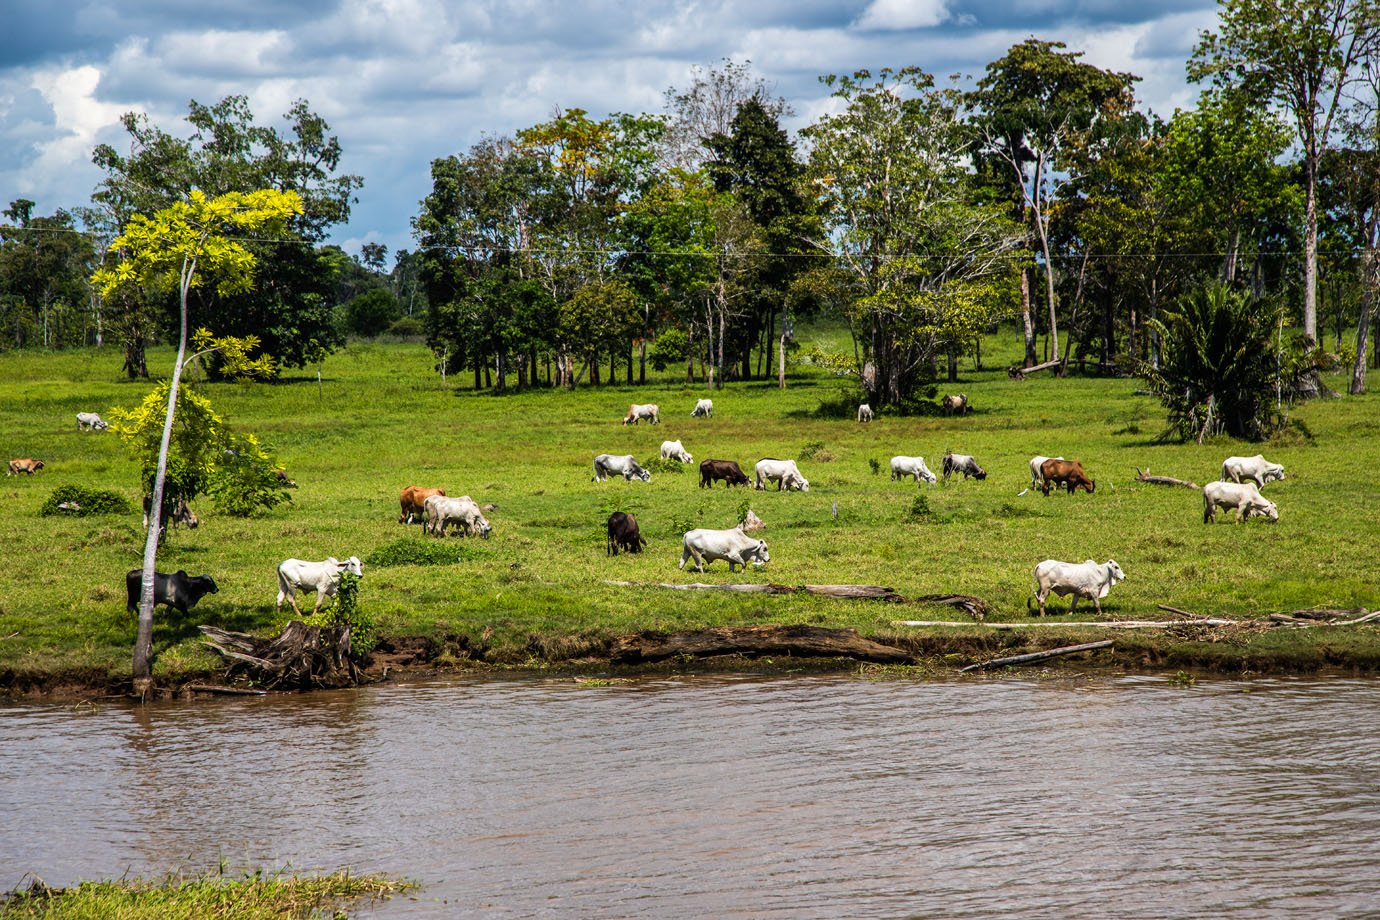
[890,456,937,484]
[699,458,751,488]
[399,485,446,524]
[622,403,660,425]
[679,527,770,573]
[593,454,651,482]
[755,458,809,492]
[857,403,874,423]
[142,493,199,530]
[942,452,986,481]
[7,458,44,476]
[424,494,492,538]
[660,439,693,463]
[276,556,363,615]
[1029,456,1065,490]
[691,398,714,418]
[606,511,647,555]
[126,569,218,615]
[942,394,969,416]
[76,412,109,431]
[1203,481,1278,524]
[1040,458,1095,496]
[1221,454,1285,489]
[275,469,298,488]
[1030,559,1126,616]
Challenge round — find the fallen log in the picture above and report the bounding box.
[1135,468,1201,489]
[1008,358,1063,380]
[604,581,904,602]
[180,683,267,696]
[200,621,362,690]
[960,639,1115,673]
[911,593,989,620]
[896,618,1243,629]
[609,625,913,665]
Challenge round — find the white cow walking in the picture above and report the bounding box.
[1030,559,1125,616]
[276,556,363,615]
[1221,454,1285,489]
[679,527,770,573]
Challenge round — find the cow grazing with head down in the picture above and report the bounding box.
[1030,559,1125,616]
[690,398,714,418]
[699,459,750,488]
[660,440,693,463]
[1040,458,1095,495]
[424,494,492,538]
[76,412,109,431]
[276,556,363,615]
[942,452,986,481]
[593,454,651,482]
[890,456,937,484]
[755,458,809,492]
[857,403,874,423]
[606,511,647,555]
[623,403,660,425]
[126,569,218,615]
[1203,481,1278,524]
[399,486,446,524]
[1029,456,1065,490]
[942,394,968,416]
[7,459,44,476]
[1221,454,1285,489]
[679,527,770,573]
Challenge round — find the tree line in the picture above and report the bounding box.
[7,1,1380,420]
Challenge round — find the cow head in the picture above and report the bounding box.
[1104,560,1125,586]
[749,540,770,567]
[95,419,109,431]
[785,472,809,492]
[476,516,493,539]
[1264,464,1285,484]
[1252,499,1279,522]
[972,466,987,480]
[634,466,651,483]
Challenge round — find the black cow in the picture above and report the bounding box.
[699,459,751,489]
[125,569,219,614]
[606,511,647,556]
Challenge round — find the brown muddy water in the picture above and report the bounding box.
[4,674,1380,918]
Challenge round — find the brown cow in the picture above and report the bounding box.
[1040,458,1095,495]
[699,459,751,488]
[606,511,647,555]
[7,458,44,476]
[399,485,446,524]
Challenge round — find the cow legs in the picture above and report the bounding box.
[1036,589,1048,616]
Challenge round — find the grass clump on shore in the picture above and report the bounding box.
[0,869,413,920]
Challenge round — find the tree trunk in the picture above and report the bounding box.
[947,349,958,383]
[1019,266,1036,367]
[1353,251,1377,395]
[778,326,787,389]
[1303,152,1319,343]
[123,336,148,379]
[496,351,506,391]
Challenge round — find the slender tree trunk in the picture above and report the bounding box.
[496,352,506,391]
[686,326,695,384]
[1353,250,1377,394]
[1304,153,1319,343]
[1222,226,1241,284]
[947,349,958,382]
[778,310,788,390]
[1019,267,1037,366]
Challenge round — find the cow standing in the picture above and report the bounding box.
[607,511,647,555]
[699,459,750,488]
[399,486,446,524]
[126,569,219,615]
[623,403,660,425]
[276,556,363,615]
[7,459,44,476]
[942,452,986,481]
[679,528,770,573]
[1040,459,1095,495]
[690,399,713,418]
[593,454,652,482]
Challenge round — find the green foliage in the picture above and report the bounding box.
[39,485,134,517]
[0,201,97,350]
[366,538,484,568]
[648,327,689,370]
[868,458,881,476]
[344,288,402,338]
[644,456,685,474]
[304,571,376,656]
[798,440,836,462]
[191,327,277,381]
[908,494,933,519]
[387,316,425,337]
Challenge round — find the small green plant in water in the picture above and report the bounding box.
[1169,670,1197,688]
[305,571,376,656]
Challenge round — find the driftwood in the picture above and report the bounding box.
[897,618,1243,630]
[180,683,267,696]
[200,621,362,690]
[960,639,1115,673]
[911,593,989,619]
[1135,468,1202,489]
[605,581,904,602]
[1008,358,1063,380]
[610,624,912,665]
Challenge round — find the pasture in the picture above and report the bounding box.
[2,327,1380,688]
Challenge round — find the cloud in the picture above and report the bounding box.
[856,0,951,30]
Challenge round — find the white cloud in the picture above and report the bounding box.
[855,0,950,31]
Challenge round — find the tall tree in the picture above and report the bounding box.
[0,200,97,348]
[1192,0,1380,342]
[804,67,1022,407]
[971,38,1140,368]
[661,59,790,170]
[92,188,302,696]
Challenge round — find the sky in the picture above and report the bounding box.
[0,0,1222,262]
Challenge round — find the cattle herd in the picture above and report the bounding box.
[18,404,1289,621]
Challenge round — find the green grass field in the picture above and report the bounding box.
[3,325,1379,688]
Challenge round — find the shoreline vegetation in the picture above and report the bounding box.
[3,327,1380,700]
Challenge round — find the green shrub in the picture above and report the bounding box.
[39,485,134,517]
[304,571,376,656]
[643,456,684,474]
[868,458,881,475]
[908,494,932,519]
[387,315,425,337]
[344,289,401,338]
[366,538,482,567]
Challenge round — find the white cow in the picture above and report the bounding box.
[593,453,651,482]
[276,556,363,615]
[1203,481,1278,524]
[76,412,108,431]
[890,456,937,484]
[691,398,714,418]
[679,527,770,573]
[1029,455,1065,489]
[755,458,809,492]
[424,494,492,537]
[1221,454,1285,489]
[623,403,660,425]
[857,403,874,423]
[660,439,693,463]
[1031,559,1126,616]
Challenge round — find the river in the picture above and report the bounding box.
[4,674,1379,918]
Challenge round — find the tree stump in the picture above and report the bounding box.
[200,621,363,690]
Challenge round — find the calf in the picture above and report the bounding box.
[424,494,492,537]
[690,398,714,418]
[1030,559,1125,616]
[606,511,647,555]
[660,439,693,463]
[7,458,44,476]
[942,394,968,416]
[276,556,363,615]
[857,403,874,423]
[76,412,109,431]
[699,458,750,488]
[1040,458,1094,495]
[399,485,446,524]
[622,403,660,425]
[1203,481,1278,524]
[126,569,219,615]
[942,452,986,481]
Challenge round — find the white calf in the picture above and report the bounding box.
[691,398,714,418]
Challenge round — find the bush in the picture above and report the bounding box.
[907,494,932,519]
[366,538,482,567]
[304,571,376,656]
[643,456,684,474]
[386,316,425,337]
[344,289,401,338]
[39,485,134,517]
[799,440,836,462]
[648,327,688,371]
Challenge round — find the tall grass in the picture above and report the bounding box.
[2,325,1378,684]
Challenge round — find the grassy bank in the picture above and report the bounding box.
[0,869,411,919]
[2,326,1379,692]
